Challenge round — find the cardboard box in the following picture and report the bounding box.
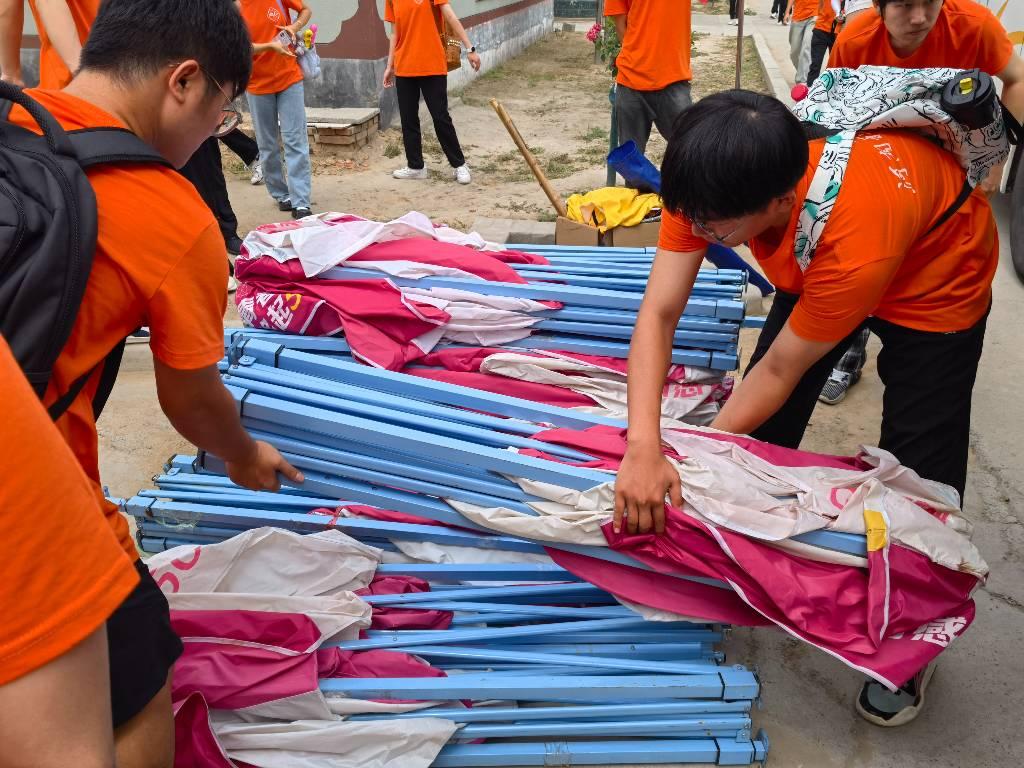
[606,220,661,248]
[555,216,603,247]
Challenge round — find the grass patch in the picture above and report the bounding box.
[577,126,608,142]
[383,140,402,159]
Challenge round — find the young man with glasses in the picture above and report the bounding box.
[3,1,302,765]
[813,0,1024,405]
[615,90,998,727]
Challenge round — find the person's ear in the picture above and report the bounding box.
[167,60,204,106]
[775,189,797,211]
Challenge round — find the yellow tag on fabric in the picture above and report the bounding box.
[863,509,887,552]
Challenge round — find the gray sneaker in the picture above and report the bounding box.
[818,369,860,405]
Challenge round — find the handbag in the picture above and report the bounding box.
[274,0,321,80]
[433,6,462,72]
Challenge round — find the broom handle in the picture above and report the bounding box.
[490,98,568,218]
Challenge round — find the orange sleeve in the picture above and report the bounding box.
[147,222,229,371]
[604,0,629,15]
[978,9,1014,75]
[285,0,303,13]
[384,0,394,23]
[789,243,903,342]
[658,209,707,253]
[0,339,138,686]
[433,0,449,5]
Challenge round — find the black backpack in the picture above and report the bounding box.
[0,82,171,421]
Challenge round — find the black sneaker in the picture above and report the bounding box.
[291,207,313,219]
[226,236,244,256]
[278,198,293,212]
[818,369,860,405]
[126,326,151,345]
[856,663,936,727]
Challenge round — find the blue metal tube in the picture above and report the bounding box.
[320,672,736,701]
[348,699,750,723]
[452,716,751,740]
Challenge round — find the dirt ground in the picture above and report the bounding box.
[222,29,769,233]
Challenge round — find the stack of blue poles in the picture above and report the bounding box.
[129,461,770,765]
[320,246,751,370]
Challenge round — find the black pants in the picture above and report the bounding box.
[729,0,738,19]
[771,0,786,19]
[395,75,465,169]
[179,129,258,245]
[746,291,988,501]
[807,27,836,83]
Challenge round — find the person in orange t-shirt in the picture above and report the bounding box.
[0,0,97,88]
[5,1,302,765]
[0,335,140,768]
[383,0,480,184]
[786,0,818,84]
[813,0,1023,406]
[604,0,692,156]
[806,0,848,83]
[616,93,998,726]
[239,0,314,217]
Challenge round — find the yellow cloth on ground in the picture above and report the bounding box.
[565,187,662,233]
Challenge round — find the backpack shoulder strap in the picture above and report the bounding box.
[66,127,172,169]
[47,338,127,422]
[925,179,972,237]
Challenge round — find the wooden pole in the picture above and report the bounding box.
[489,99,568,218]
[734,0,746,89]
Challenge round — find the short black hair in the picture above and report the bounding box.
[660,90,808,221]
[80,0,252,99]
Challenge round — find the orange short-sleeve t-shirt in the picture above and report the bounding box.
[26,0,100,89]
[831,0,1013,73]
[659,132,997,342]
[604,0,692,91]
[0,336,139,686]
[384,0,449,78]
[791,0,818,23]
[8,90,230,560]
[814,0,838,34]
[240,0,305,95]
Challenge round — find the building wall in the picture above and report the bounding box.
[18,0,554,127]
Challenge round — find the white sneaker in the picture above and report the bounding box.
[250,161,264,186]
[728,17,739,25]
[392,166,428,180]
[454,165,472,185]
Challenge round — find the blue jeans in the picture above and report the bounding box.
[247,80,311,209]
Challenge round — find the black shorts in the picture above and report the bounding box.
[106,559,184,728]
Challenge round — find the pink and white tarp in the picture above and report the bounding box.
[147,529,461,767]
[437,425,986,689]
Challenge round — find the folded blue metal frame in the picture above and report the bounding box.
[432,735,768,767]
[380,645,721,676]
[319,266,744,319]
[321,669,759,701]
[331,618,726,652]
[222,369,595,463]
[126,497,547,553]
[234,338,623,429]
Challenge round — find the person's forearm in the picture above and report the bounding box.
[34,0,82,74]
[626,308,677,450]
[0,0,24,83]
[613,15,626,41]
[160,380,259,463]
[710,357,798,435]
[386,28,397,67]
[289,7,312,31]
[440,5,473,49]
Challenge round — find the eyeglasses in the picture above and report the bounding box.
[200,67,242,138]
[691,217,742,244]
[171,62,241,138]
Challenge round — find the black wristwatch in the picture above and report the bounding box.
[468,45,476,53]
